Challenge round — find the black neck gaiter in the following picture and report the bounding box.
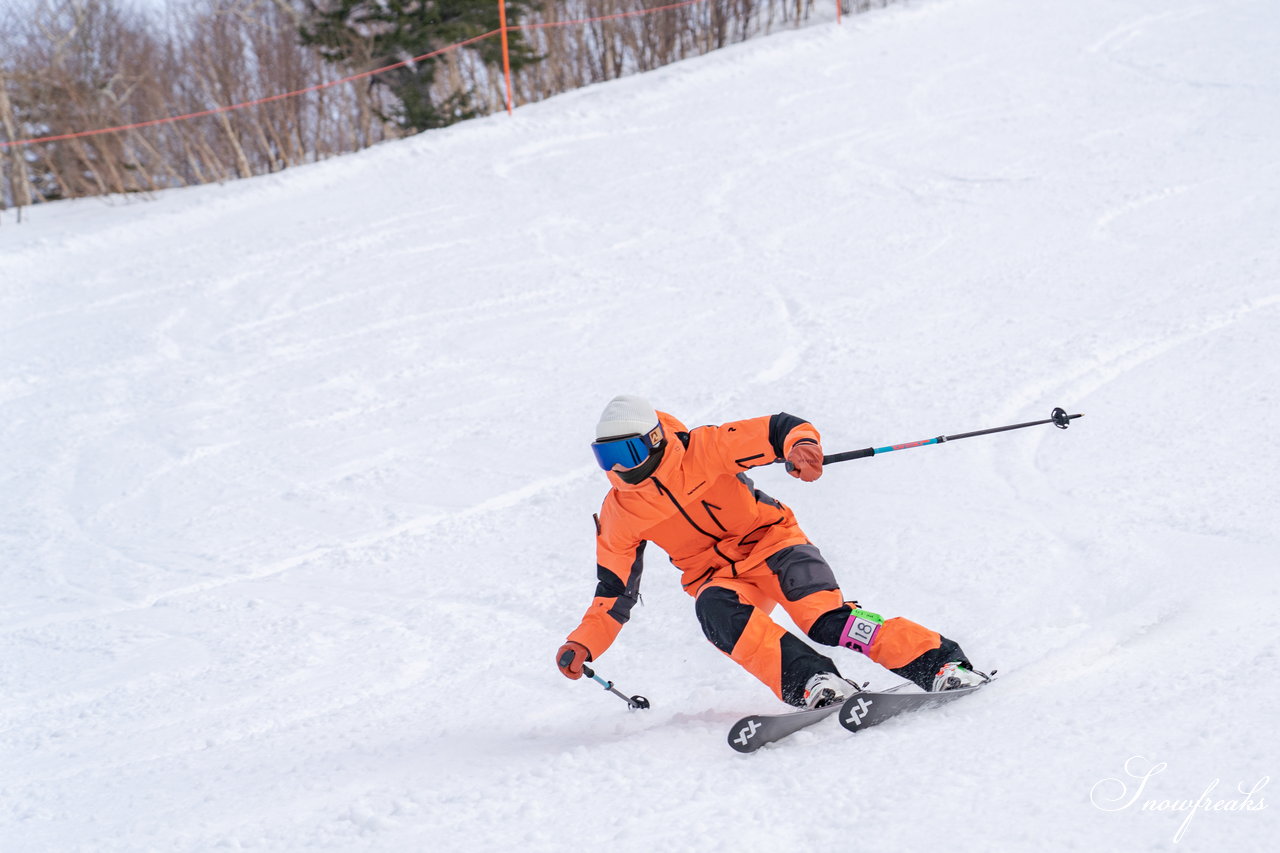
[616,441,667,486]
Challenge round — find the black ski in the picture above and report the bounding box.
[727,681,990,752]
[838,682,986,734]
[727,702,843,753]
[726,683,911,753]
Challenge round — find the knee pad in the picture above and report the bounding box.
[765,544,838,602]
[695,587,753,654]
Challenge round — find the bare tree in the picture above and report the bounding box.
[0,0,865,208]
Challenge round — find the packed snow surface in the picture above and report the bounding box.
[2,0,1278,849]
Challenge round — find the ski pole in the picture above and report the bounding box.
[559,650,651,709]
[583,665,651,710]
[793,407,1083,469]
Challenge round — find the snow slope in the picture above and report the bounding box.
[2,0,1278,850]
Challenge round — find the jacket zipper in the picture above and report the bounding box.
[652,477,738,578]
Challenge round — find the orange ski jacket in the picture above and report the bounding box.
[567,411,821,659]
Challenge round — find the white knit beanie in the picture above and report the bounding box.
[596,395,659,440]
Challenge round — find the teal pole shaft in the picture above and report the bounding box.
[580,665,650,710]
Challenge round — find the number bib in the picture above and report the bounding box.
[839,608,884,655]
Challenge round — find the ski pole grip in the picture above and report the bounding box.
[785,446,875,472]
[558,649,574,668]
[823,447,876,464]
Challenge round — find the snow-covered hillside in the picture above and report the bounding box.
[2,0,1278,850]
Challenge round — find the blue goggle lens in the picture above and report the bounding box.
[591,426,663,471]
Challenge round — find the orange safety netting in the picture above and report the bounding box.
[0,0,783,150]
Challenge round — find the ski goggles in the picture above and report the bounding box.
[591,424,665,471]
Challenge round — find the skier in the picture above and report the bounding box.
[556,395,987,709]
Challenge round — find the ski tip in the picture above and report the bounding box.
[727,716,765,754]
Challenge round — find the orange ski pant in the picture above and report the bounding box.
[692,559,944,705]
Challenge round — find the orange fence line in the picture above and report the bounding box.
[0,0,838,150]
[0,30,501,149]
[498,0,516,116]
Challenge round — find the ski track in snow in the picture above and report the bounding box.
[2,0,1279,850]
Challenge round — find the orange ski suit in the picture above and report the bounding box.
[566,411,960,706]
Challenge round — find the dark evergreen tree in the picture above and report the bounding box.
[299,0,538,132]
